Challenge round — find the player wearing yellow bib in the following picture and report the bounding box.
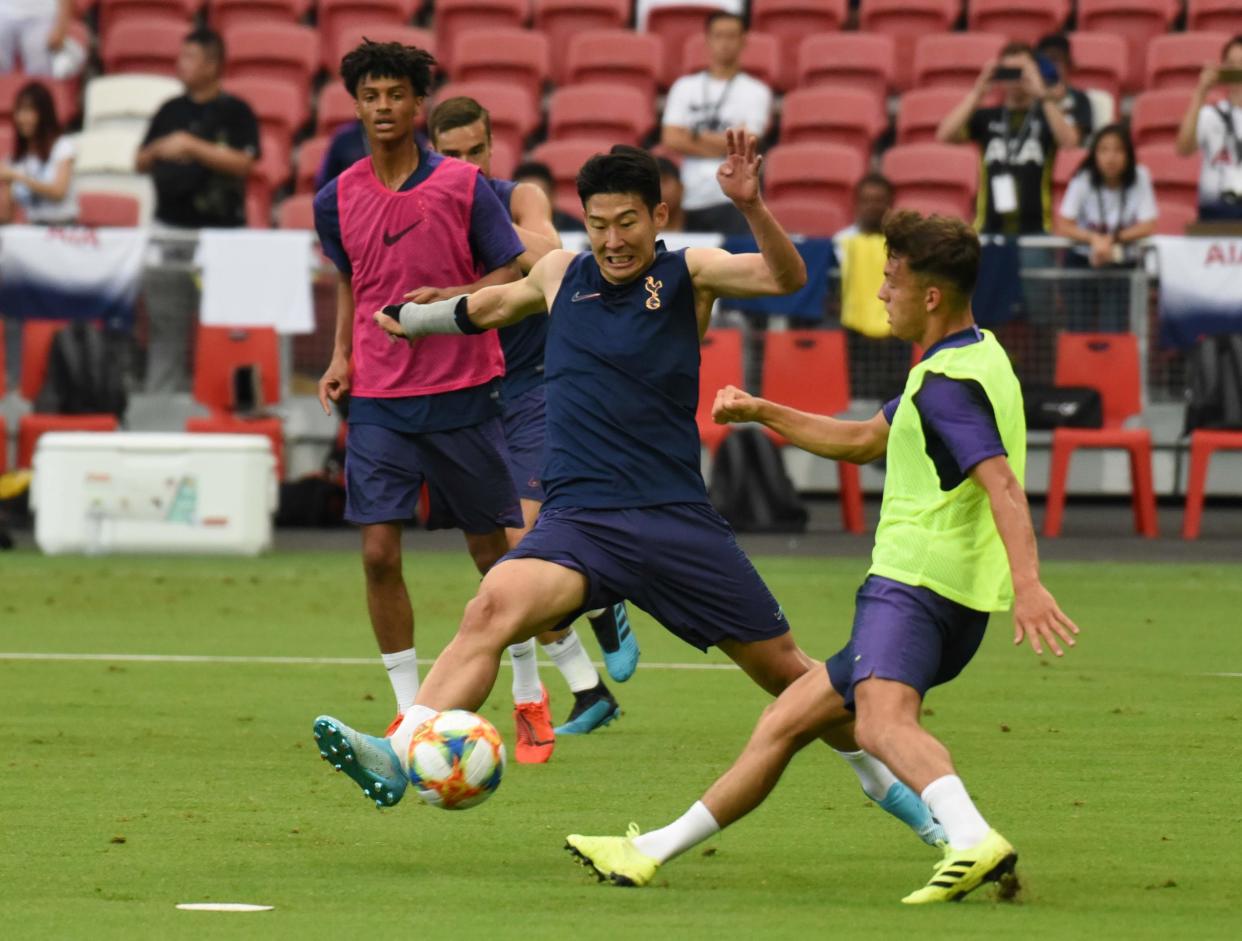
[565,211,1080,903]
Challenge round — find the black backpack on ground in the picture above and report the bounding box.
[1022,384,1104,430]
[708,426,808,533]
[33,320,128,420]
[1184,334,1242,434]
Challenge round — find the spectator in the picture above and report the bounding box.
[937,41,1077,235]
[0,80,76,224]
[512,160,581,230]
[1035,33,1094,145]
[314,119,367,192]
[134,27,259,393]
[656,156,685,232]
[0,0,70,76]
[832,172,892,244]
[660,12,772,234]
[1175,35,1242,222]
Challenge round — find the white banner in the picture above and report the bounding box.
[1153,235,1242,348]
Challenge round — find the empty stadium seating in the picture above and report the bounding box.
[83,74,181,133]
[967,0,1071,47]
[534,0,631,85]
[452,28,550,104]
[328,24,435,74]
[1131,88,1195,147]
[882,143,980,221]
[99,0,199,37]
[912,33,1006,91]
[896,88,966,145]
[796,33,895,101]
[766,197,848,238]
[645,3,730,87]
[1052,146,1088,210]
[547,84,655,145]
[209,0,312,33]
[763,143,866,219]
[435,0,530,71]
[224,23,319,89]
[1187,0,1242,34]
[100,20,186,76]
[1145,32,1232,90]
[294,135,332,194]
[750,0,848,90]
[316,83,357,136]
[529,138,616,218]
[277,192,315,230]
[566,30,663,100]
[77,192,141,227]
[858,0,960,90]
[1077,0,1179,93]
[1068,31,1130,101]
[682,31,781,91]
[1138,143,1201,219]
[778,87,887,166]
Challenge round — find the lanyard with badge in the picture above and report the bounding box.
[1093,185,1127,236]
[991,108,1035,215]
[697,73,736,134]
[1217,102,1242,201]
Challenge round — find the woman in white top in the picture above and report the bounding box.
[0,80,77,224]
[1056,123,1157,267]
[1175,35,1242,221]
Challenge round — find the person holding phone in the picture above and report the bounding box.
[937,41,1078,235]
[1175,35,1242,222]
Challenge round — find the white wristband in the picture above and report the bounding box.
[392,294,469,337]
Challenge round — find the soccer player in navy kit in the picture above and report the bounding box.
[315,135,949,850]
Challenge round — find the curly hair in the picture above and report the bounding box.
[340,40,436,99]
[882,210,981,300]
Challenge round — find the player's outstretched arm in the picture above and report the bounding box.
[713,385,890,464]
[970,456,1080,657]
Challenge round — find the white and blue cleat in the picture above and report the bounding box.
[554,684,621,735]
[313,715,407,809]
[588,603,640,683]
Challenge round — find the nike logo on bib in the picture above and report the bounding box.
[382,220,422,246]
[571,291,601,302]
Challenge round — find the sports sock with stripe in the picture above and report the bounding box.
[380,647,419,713]
[509,639,543,704]
[541,630,600,693]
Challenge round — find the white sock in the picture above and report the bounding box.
[388,704,438,772]
[584,608,606,618]
[540,630,600,693]
[380,648,420,713]
[835,749,899,802]
[921,774,990,849]
[631,801,721,864]
[509,639,543,704]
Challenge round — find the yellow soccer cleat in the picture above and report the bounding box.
[565,824,660,887]
[901,829,1019,904]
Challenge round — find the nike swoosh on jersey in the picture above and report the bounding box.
[382,219,423,246]
[571,291,601,302]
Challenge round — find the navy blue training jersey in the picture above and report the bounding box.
[541,244,708,509]
[487,176,548,398]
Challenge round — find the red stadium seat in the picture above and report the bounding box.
[912,33,1006,91]
[19,320,67,401]
[682,30,782,91]
[1043,333,1157,538]
[696,328,743,456]
[451,28,549,104]
[751,0,847,90]
[1187,0,1242,34]
[761,330,863,533]
[533,0,631,85]
[1183,430,1242,538]
[778,87,886,165]
[1138,144,1201,219]
[224,23,319,88]
[645,3,728,88]
[1068,32,1130,101]
[327,24,435,75]
[1131,89,1195,148]
[0,124,11,162]
[251,131,292,189]
[295,135,332,194]
[529,138,615,219]
[435,0,529,72]
[316,83,357,135]
[209,0,311,33]
[187,415,285,479]
[318,0,421,66]
[277,193,315,230]
[433,81,540,159]
[18,414,120,470]
[100,20,185,76]
[766,197,847,238]
[1146,32,1232,91]
[547,83,655,145]
[858,0,959,90]
[223,77,310,143]
[566,30,663,100]
[78,192,141,227]
[193,325,281,413]
[1153,200,1197,235]
[896,88,966,145]
[489,138,518,180]
[1076,0,1178,94]
[763,143,866,219]
[796,33,895,101]
[882,143,979,222]
[1052,146,1087,211]
[99,0,199,36]
[967,0,1070,47]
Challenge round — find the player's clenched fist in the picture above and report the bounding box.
[712,384,760,424]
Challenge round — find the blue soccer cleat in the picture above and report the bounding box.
[876,781,947,846]
[555,683,621,735]
[587,603,640,683]
[313,715,407,809]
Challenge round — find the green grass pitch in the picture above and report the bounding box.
[2,550,1240,939]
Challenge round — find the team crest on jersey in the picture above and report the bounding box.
[644,276,663,310]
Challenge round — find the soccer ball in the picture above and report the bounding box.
[405,710,506,810]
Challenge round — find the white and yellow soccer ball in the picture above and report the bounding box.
[405,710,506,810]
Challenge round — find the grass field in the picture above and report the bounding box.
[2,549,1240,939]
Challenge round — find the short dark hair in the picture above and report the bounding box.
[655,156,680,179]
[705,11,746,32]
[340,40,436,99]
[513,160,554,190]
[429,96,491,143]
[856,172,893,197]
[184,27,225,66]
[1035,33,1071,62]
[1079,123,1138,190]
[1223,35,1242,60]
[883,211,981,301]
[576,145,661,213]
[999,41,1036,61]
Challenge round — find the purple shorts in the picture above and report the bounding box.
[500,384,546,503]
[502,503,791,651]
[826,575,989,710]
[344,419,522,532]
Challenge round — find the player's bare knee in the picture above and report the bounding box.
[460,590,523,651]
[360,538,401,583]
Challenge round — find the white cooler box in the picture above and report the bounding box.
[32,432,277,555]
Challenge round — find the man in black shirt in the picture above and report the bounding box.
[135,27,260,391]
[1036,34,1095,146]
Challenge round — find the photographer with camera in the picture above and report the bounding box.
[661,12,772,234]
[1176,35,1242,222]
[938,41,1078,235]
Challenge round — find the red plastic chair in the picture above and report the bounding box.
[193,325,281,412]
[451,28,549,105]
[1131,89,1195,148]
[967,0,1070,46]
[316,83,357,135]
[645,3,726,88]
[696,328,743,456]
[99,0,199,35]
[762,330,863,532]
[78,192,141,227]
[19,320,67,402]
[1043,333,1157,538]
[19,414,120,470]
[1137,144,1201,220]
[209,0,311,32]
[566,30,663,100]
[100,20,185,76]
[277,193,315,230]
[1183,430,1242,538]
[186,415,285,480]
[1187,0,1242,33]
[489,138,518,180]
[295,135,332,194]
[1068,32,1130,102]
[1152,200,1196,235]
[533,0,631,85]
[858,0,959,90]
[882,144,980,223]
[435,0,530,72]
[778,87,886,165]
[896,88,967,145]
[751,0,847,90]
[912,33,1007,91]
[1146,32,1232,90]
[327,24,435,74]
[682,31,782,92]
[766,198,848,238]
[433,81,540,159]
[1052,147,1087,213]
[796,33,895,101]
[318,0,421,66]
[1076,0,1178,94]
[224,23,319,88]
[763,143,866,219]
[223,76,309,144]
[529,138,615,219]
[547,83,654,145]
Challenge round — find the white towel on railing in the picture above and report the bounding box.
[196,229,315,335]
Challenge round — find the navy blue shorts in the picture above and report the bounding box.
[500,384,546,503]
[826,575,989,711]
[503,503,791,651]
[344,420,522,532]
